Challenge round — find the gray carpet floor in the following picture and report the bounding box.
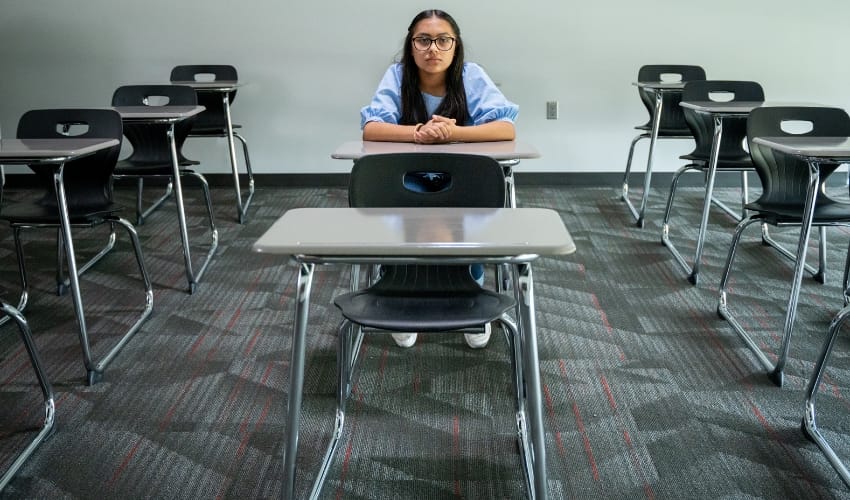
[0,182,849,499]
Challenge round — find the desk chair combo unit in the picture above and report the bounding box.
[661,80,763,285]
[0,302,54,492]
[170,64,255,224]
[716,106,850,388]
[112,85,218,294]
[621,64,706,227]
[254,152,576,499]
[0,109,153,385]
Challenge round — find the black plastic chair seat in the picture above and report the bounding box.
[0,202,120,225]
[333,265,515,332]
[115,159,194,176]
[634,124,692,135]
[187,123,243,136]
[745,198,850,223]
[679,153,753,168]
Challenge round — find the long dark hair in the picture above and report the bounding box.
[399,10,469,126]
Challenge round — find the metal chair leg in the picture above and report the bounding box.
[0,302,55,492]
[621,133,649,225]
[802,305,850,488]
[0,227,30,329]
[233,132,255,224]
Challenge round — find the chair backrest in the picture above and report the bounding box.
[747,106,850,206]
[681,80,764,161]
[111,84,197,165]
[348,153,506,208]
[636,64,706,132]
[17,108,123,209]
[343,153,513,326]
[170,65,238,132]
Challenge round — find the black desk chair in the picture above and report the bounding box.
[0,108,153,384]
[112,85,218,294]
[661,80,763,285]
[0,302,55,492]
[170,65,255,223]
[717,106,850,387]
[304,153,533,497]
[621,64,706,227]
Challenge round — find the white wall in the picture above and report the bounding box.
[2,1,849,175]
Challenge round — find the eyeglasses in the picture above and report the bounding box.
[412,36,455,52]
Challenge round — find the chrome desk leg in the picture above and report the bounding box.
[718,162,820,387]
[634,90,663,228]
[53,164,95,383]
[169,124,219,294]
[516,262,548,499]
[0,302,55,492]
[0,227,30,329]
[223,93,254,224]
[621,133,646,205]
[307,319,353,500]
[803,304,850,488]
[283,262,314,500]
[661,115,724,285]
[168,123,196,293]
[54,164,154,385]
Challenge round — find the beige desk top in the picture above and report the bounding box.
[253,207,574,258]
[331,140,540,161]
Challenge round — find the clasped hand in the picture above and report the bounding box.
[413,115,457,144]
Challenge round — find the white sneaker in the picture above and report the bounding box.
[464,322,492,349]
[391,333,418,348]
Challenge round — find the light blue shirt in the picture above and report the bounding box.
[360,62,519,128]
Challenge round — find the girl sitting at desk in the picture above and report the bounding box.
[359,9,519,349]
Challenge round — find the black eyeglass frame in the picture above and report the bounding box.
[411,36,456,52]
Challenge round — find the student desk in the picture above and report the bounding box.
[169,80,254,223]
[331,140,541,208]
[0,137,152,383]
[114,105,217,294]
[254,207,575,500]
[750,135,850,487]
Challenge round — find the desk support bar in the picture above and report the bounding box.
[283,262,314,500]
[222,93,255,224]
[717,161,821,387]
[803,304,850,488]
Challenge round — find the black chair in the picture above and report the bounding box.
[170,65,255,223]
[0,302,55,491]
[621,64,706,227]
[717,106,850,387]
[0,108,153,384]
[112,85,218,294]
[661,80,764,285]
[305,153,532,497]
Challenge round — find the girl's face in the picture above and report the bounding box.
[410,17,457,78]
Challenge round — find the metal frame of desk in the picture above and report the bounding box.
[170,80,255,223]
[114,105,218,294]
[0,137,153,383]
[253,207,576,500]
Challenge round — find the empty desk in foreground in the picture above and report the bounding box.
[253,206,575,500]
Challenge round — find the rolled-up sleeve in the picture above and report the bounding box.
[360,64,404,129]
[464,63,519,125]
